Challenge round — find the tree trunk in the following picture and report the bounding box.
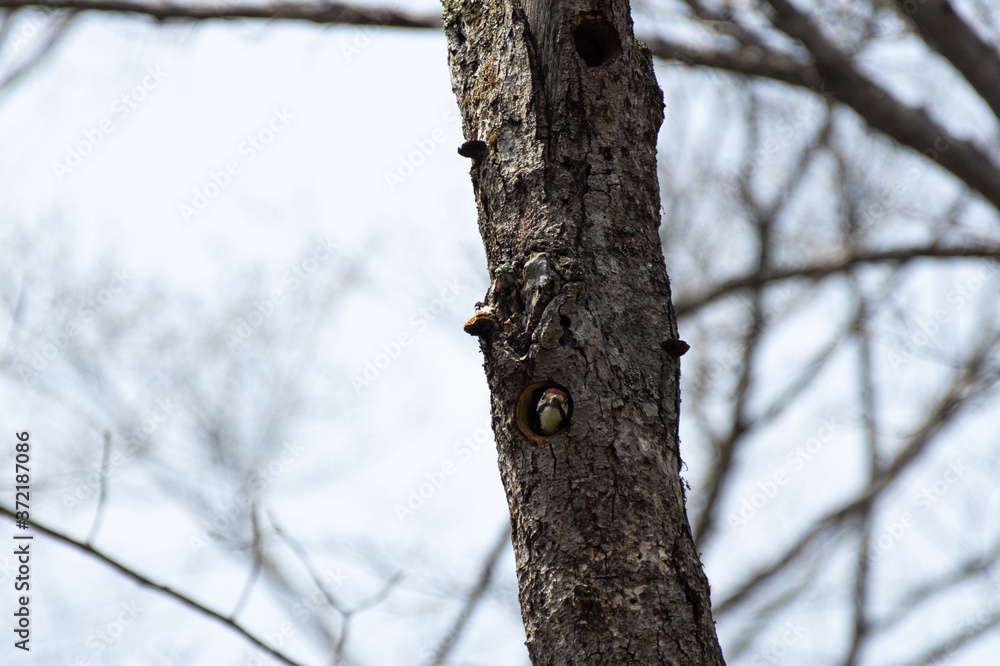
[444,0,726,664]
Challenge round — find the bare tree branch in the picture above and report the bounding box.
[875,534,1000,634]
[0,8,77,94]
[893,0,1000,122]
[231,505,264,619]
[903,610,1000,666]
[270,512,405,665]
[86,431,112,544]
[0,0,441,27]
[648,26,1000,217]
[0,8,17,48]
[692,96,832,545]
[647,36,816,89]
[427,525,511,666]
[724,551,833,661]
[760,0,1000,213]
[675,245,1000,317]
[3,0,997,220]
[841,281,879,666]
[716,331,1000,615]
[0,505,305,666]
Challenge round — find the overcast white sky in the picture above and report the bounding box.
[0,10,535,665]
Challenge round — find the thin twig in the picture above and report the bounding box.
[0,8,77,95]
[231,504,263,619]
[675,245,1000,317]
[86,431,112,544]
[269,511,404,665]
[428,525,511,666]
[717,336,1000,615]
[0,0,441,27]
[0,505,305,666]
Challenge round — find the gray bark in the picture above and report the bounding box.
[444,0,726,663]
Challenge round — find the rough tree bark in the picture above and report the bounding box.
[444,0,726,664]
